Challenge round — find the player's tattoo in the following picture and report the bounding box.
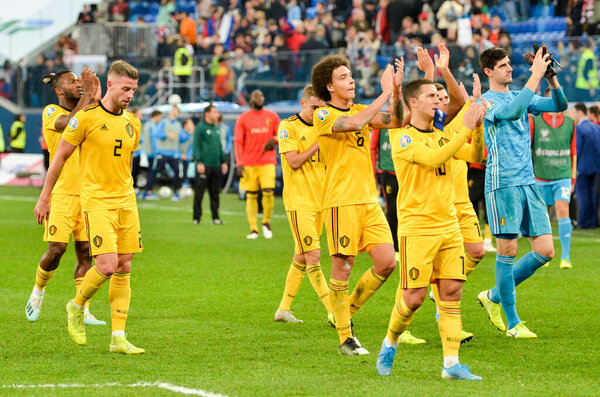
[381,113,392,125]
[393,98,404,124]
[332,115,349,131]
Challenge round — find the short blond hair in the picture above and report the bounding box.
[434,83,445,91]
[108,60,139,80]
[301,84,317,101]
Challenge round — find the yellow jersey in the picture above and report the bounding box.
[278,113,324,212]
[392,123,464,235]
[62,101,141,211]
[446,102,485,204]
[313,103,378,208]
[43,104,80,195]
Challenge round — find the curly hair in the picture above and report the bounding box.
[479,47,509,77]
[310,55,350,102]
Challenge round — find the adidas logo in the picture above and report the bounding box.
[301,136,307,141]
[100,124,108,130]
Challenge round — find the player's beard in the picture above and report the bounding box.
[64,90,81,103]
[251,102,263,110]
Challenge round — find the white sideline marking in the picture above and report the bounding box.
[1,381,229,397]
[0,194,286,219]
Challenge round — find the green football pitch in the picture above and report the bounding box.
[1,185,598,396]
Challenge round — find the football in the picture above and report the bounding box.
[157,186,173,199]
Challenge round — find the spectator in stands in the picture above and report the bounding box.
[211,45,235,101]
[179,11,198,46]
[287,0,302,24]
[375,0,391,45]
[157,0,175,25]
[386,0,422,44]
[488,15,509,46]
[575,39,598,102]
[109,0,130,22]
[573,103,600,229]
[436,0,463,37]
[8,114,26,153]
[589,105,600,124]
[267,0,287,21]
[174,36,193,103]
[157,33,175,57]
[77,4,96,24]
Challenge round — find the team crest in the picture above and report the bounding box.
[279,129,289,140]
[126,123,134,138]
[339,235,350,248]
[46,107,56,117]
[266,119,272,126]
[93,235,103,248]
[317,109,329,121]
[303,236,313,246]
[48,225,57,235]
[399,134,412,149]
[487,100,495,111]
[409,267,420,281]
[438,137,449,146]
[500,218,506,227]
[68,117,78,130]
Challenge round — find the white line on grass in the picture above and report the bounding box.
[1,381,229,397]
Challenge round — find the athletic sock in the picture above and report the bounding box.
[512,251,551,286]
[464,252,481,276]
[35,265,55,291]
[329,279,352,344]
[246,192,259,231]
[109,272,131,333]
[490,255,520,329]
[277,260,306,311]
[306,263,332,313]
[438,300,462,358]
[75,266,110,307]
[261,190,274,225]
[386,292,415,343]
[349,268,387,317]
[74,277,90,309]
[558,217,572,260]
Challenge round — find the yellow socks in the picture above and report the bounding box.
[75,266,110,307]
[261,190,274,225]
[35,265,55,291]
[438,300,462,357]
[386,293,415,343]
[246,192,259,231]
[349,268,387,317]
[278,260,306,311]
[329,279,352,344]
[306,263,332,313]
[74,277,90,309]
[109,272,131,333]
[465,253,480,276]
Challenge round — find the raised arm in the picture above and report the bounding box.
[34,139,77,224]
[530,87,568,113]
[369,58,406,129]
[54,68,99,131]
[435,43,465,121]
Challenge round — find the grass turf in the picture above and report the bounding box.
[0,185,598,396]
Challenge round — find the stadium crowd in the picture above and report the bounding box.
[2,0,599,106]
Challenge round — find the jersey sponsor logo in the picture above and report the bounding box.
[126,123,134,138]
[93,235,103,248]
[48,225,57,235]
[46,107,56,117]
[399,134,412,149]
[303,235,313,246]
[339,235,350,248]
[279,129,289,140]
[68,117,78,130]
[487,100,495,111]
[540,128,550,138]
[317,109,329,121]
[408,267,420,280]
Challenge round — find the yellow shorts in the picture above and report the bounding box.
[398,229,466,289]
[44,193,87,243]
[323,203,393,256]
[287,210,322,254]
[241,164,276,191]
[455,201,483,244]
[83,205,143,256]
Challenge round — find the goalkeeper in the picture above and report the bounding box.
[476,45,568,339]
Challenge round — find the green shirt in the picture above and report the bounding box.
[193,121,226,167]
[531,114,574,181]
[377,128,394,172]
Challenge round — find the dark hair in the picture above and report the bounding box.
[479,47,509,76]
[402,78,435,109]
[574,103,588,114]
[204,104,216,120]
[41,70,71,91]
[14,114,23,121]
[589,105,600,117]
[310,55,351,101]
[151,110,162,117]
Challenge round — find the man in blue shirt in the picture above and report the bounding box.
[476,46,568,339]
[572,103,600,229]
[142,110,165,200]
